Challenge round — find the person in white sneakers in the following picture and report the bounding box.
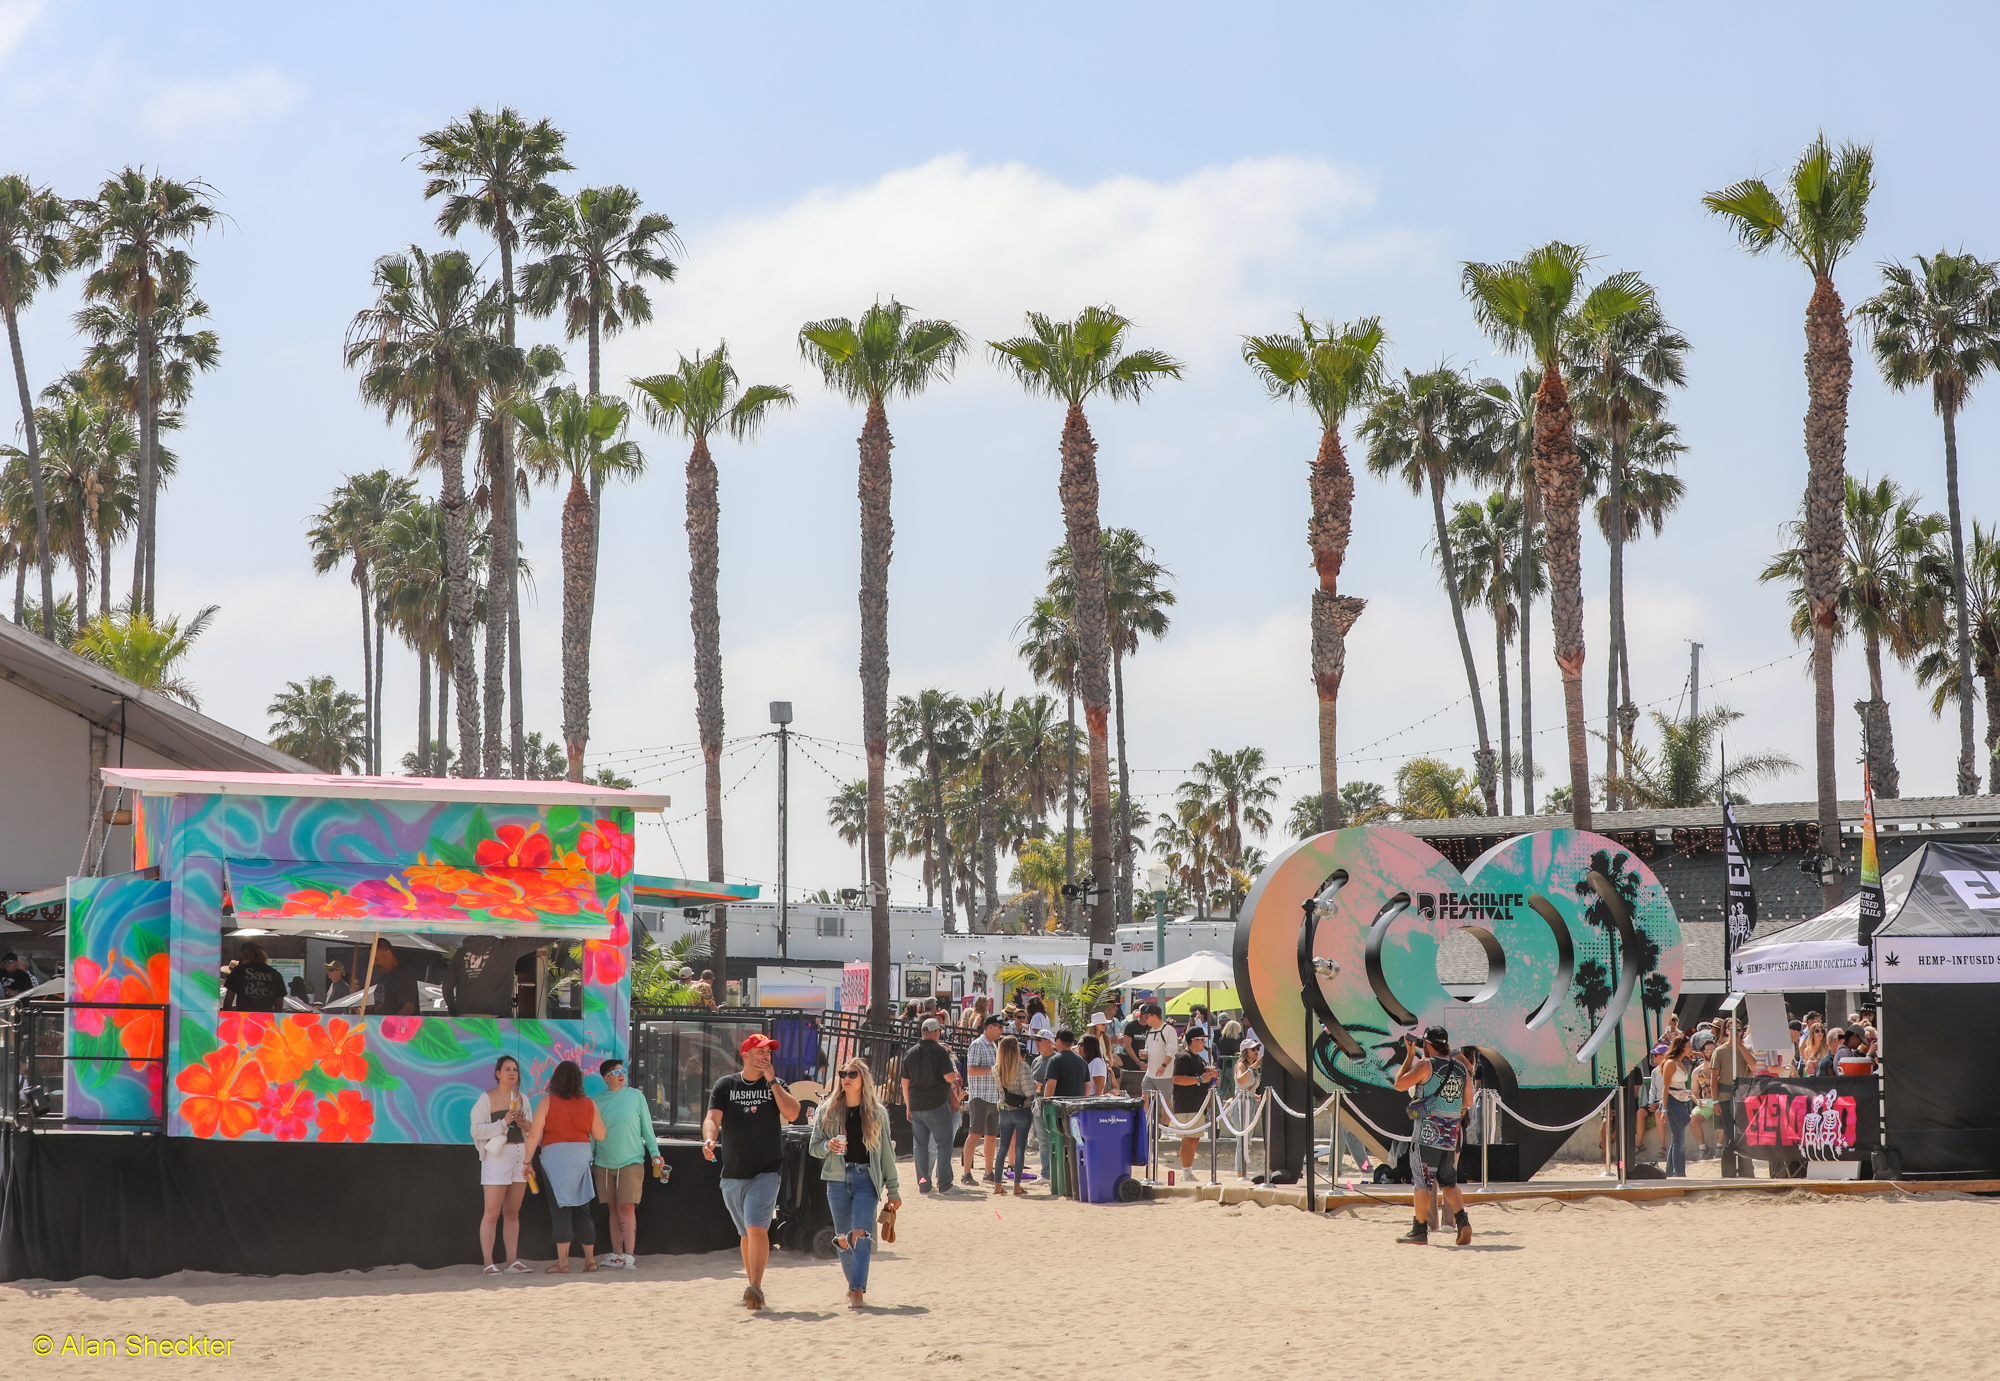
[590,1058,664,1269]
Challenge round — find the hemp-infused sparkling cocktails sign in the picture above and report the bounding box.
[1234,827,1683,1114]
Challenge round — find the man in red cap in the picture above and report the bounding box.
[703,1032,800,1309]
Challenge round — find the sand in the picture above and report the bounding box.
[3,1185,1994,1379]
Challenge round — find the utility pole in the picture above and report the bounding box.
[1689,642,1702,727]
[771,701,792,960]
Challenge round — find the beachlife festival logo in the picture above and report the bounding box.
[34,1334,235,1357]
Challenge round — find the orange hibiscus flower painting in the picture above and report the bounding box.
[113,951,171,1069]
[257,1016,322,1083]
[311,1018,368,1081]
[316,1088,375,1142]
[176,1047,270,1139]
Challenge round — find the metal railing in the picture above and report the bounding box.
[0,1000,169,1133]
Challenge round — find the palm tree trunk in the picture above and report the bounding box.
[1113,646,1133,922]
[2,296,55,641]
[357,567,374,774]
[1802,275,1851,910]
[685,430,728,989]
[1063,683,1076,926]
[929,759,955,932]
[1618,621,1636,810]
[1606,431,1626,811]
[1985,668,2000,795]
[981,753,1001,931]
[416,648,431,775]
[1059,402,1116,970]
[856,394,893,1022]
[436,392,481,776]
[1519,480,1538,814]
[1495,608,1513,816]
[1430,463,1494,812]
[1858,631,1899,798]
[97,532,109,621]
[12,556,22,624]
[437,651,451,775]
[587,298,605,590]
[72,534,87,616]
[1941,405,1978,795]
[374,601,387,775]
[1531,358,1591,831]
[134,269,157,616]
[1309,424,1364,830]
[560,471,594,781]
[495,223,522,780]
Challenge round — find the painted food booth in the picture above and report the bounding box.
[2,768,757,1281]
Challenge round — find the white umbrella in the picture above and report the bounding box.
[1116,950,1235,989]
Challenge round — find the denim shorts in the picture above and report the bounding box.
[719,1171,781,1235]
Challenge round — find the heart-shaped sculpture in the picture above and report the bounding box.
[1236,826,1682,1172]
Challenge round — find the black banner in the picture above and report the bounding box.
[1722,796,1756,962]
[1729,1075,1879,1162]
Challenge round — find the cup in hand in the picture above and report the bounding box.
[828,1135,848,1154]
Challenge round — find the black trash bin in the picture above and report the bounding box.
[771,1123,837,1258]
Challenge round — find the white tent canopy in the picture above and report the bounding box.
[1116,949,1235,989]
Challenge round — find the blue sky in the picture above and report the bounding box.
[9,2,2000,900]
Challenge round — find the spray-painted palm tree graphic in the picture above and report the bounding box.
[1574,850,1655,1082]
[1641,972,1673,1045]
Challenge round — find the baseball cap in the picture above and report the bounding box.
[739,1034,780,1054]
[982,1014,1003,1029]
[1421,1024,1450,1048]
[1652,1043,1669,1055]
[1137,1001,1162,1017]
[921,1017,942,1032]
[1035,1028,1056,1043]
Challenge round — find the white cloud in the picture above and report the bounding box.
[141,65,301,138]
[0,1,42,63]
[604,153,1429,389]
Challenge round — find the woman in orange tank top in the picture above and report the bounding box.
[523,1060,608,1272]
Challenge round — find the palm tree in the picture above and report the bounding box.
[520,185,678,579]
[1574,958,1613,1083]
[1761,475,1947,798]
[989,306,1183,971]
[345,246,513,776]
[1044,528,1175,926]
[72,602,216,707]
[891,688,971,930]
[1362,363,1504,811]
[1477,369,1544,811]
[1610,707,1797,808]
[1463,243,1652,831]
[1854,251,2000,796]
[1017,592,1084,923]
[1243,316,1386,830]
[1916,522,2000,790]
[1188,747,1280,918]
[966,689,1010,932]
[514,386,649,781]
[267,675,368,773]
[68,169,220,615]
[18,398,100,616]
[0,176,68,638]
[374,497,450,775]
[306,471,415,775]
[799,301,966,1020]
[1566,295,1690,805]
[629,347,789,982]
[70,256,220,425]
[827,780,870,897]
[1392,757,1485,819]
[420,108,573,779]
[1705,134,1875,907]
[39,372,142,621]
[1446,492,1543,815]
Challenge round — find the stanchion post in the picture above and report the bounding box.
[1617,1080,1628,1189]
[1208,1086,1218,1184]
[1481,1089,1491,1193]
[1330,1086,1344,1183]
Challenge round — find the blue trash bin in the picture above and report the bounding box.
[1068,1098,1148,1203]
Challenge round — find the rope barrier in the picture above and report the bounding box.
[1332,1093,1413,1147]
[1491,1088,1620,1133]
[1215,1092,1266,1138]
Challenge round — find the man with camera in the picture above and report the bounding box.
[1391,1025,1473,1246]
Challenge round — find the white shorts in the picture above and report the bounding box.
[480,1143,527,1186]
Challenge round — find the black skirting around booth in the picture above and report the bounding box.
[1881,982,2000,1177]
[0,1132,740,1282]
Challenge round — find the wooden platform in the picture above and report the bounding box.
[1142,1175,2000,1212]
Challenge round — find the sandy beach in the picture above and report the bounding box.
[3,1184,1992,1379]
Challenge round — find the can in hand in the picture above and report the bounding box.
[525,1165,539,1195]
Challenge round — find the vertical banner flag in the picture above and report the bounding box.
[1856,762,1884,946]
[1723,794,1756,974]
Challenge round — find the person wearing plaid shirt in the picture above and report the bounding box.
[961,1014,1003,1185]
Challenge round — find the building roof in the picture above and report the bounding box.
[1396,795,2000,839]
[101,767,671,812]
[0,614,312,773]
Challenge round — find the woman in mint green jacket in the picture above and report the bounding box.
[808,1056,903,1308]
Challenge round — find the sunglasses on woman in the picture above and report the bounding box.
[839,1071,864,1080]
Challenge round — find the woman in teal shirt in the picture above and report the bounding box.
[591,1058,663,1270]
[807,1056,902,1309]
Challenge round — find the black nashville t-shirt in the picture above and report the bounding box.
[1172,1050,1211,1115]
[1120,1019,1148,1070]
[1043,1049,1090,1098]
[708,1072,785,1180]
[901,1039,957,1112]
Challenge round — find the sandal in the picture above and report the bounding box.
[744,1284,765,1310]
[545,1264,569,1274]
[482,1264,501,1276]
[583,1262,599,1272]
[505,1261,531,1273]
